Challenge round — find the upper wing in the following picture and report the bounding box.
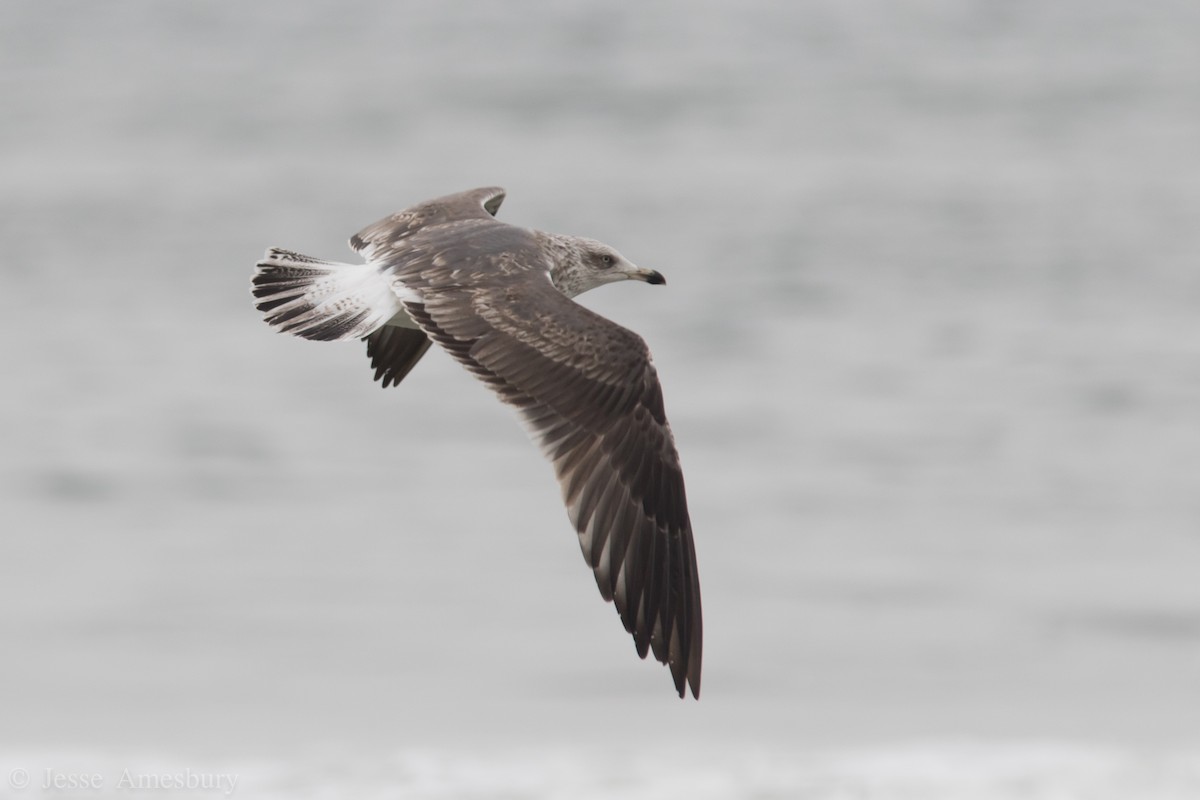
[350,186,506,259]
[348,187,505,387]
[405,275,702,698]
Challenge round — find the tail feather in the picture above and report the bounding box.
[252,248,403,341]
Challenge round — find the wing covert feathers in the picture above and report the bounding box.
[350,187,506,258]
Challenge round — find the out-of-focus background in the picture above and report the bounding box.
[2,1,1198,796]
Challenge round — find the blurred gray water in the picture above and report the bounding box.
[2,0,1199,772]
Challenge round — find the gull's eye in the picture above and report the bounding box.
[599,254,615,268]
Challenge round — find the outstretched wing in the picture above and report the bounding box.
[349,187,506,386]
[403,271,702,698]
[350,186,506,258]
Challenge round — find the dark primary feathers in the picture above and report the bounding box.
[364,326,432,388]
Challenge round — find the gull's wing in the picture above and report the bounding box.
[364,326,433,388]
[348,187,505,386]
[401,267,702,698]
[350,186,506,258]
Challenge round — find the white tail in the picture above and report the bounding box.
[251,248,403,341]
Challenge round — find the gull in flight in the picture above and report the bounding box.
[251,187,701,698]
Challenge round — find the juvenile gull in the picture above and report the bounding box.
[251,187,702,698]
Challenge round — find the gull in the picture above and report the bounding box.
[251,187,701,698]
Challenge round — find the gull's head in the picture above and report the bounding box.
[545,234,665,298]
